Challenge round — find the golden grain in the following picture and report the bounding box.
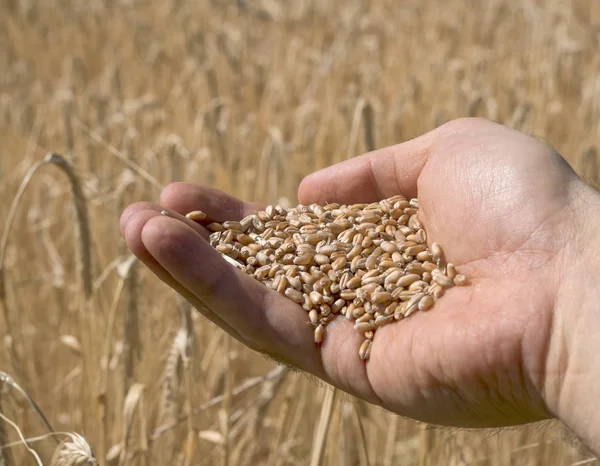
[359,340,372,360]
[314,324,325,344]
[186,210,207,221]
[204,197,467,359]
[454,274,468,286]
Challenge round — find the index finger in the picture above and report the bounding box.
[160,182,264,222]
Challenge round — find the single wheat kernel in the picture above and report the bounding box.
[396,290,418,301]
[361,283,380,295]
[421,261,438,272]
[453,274,467,286]
[208,222,224,232]
[285,288,304,304]
[314,324,325,344]
[309,291,323,305]
[288,276,302,290]
[394,303,406,320]
[397,273,421,287]
[371,291,392,304]
[406,292,425,310]
[356,313,373,324]
[405,244,427,256]
[359,340,372,360]
[362,300,372,313]
[384,270,403,286]
[384,303,396,316]
[409,280,428,291]
[302,295,312,311]
[309,309,319,324]
[375,314,394,327]
[404,301,419,317]
[254,265,270,281]
[216,244,234,254]
[430,283,445,298]
[293,254,312,266]
[352,306,366,319]
[186,210,207,221]
[432,270,453,288]
[418,295,435,311]
[354,322,375,332]
[332,299,345,313]
[276,276,288,294]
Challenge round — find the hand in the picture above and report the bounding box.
[120,118,600,441]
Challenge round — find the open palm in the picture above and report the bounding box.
[121,118,585,428]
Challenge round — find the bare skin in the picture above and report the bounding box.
[120,118,600,454]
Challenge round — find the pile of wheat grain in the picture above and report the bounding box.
[187,195,466,359]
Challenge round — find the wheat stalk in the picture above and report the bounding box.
[221,334,232,466]
[309,386,339,466]
[150,366,288,441]
[158,328,186,428]
[43,153,96,432]
[178,301,197,466]
[0,156,49,351]
[99,254,137,462]
[44,153,92,301]
[123,258,140,395]
[0,412,42,466]
[418,425,435,466]
[73,120,163,190]
[351,402,371,466]
[382,415,399,466]
[119,384,147,466]
[0,386,12,466]
[60,90,76,163]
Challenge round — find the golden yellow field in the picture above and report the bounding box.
[1,0,600,464]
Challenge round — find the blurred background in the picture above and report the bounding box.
[1,0,599,464]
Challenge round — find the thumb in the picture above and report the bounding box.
[298,127,437,205]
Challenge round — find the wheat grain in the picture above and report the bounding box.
[453,275,468,286]
[358,340,372,360]
[314,324,325,344]
[186,210,207,221]
[198,196,467,360]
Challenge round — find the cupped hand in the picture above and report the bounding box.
[120,118,595,429]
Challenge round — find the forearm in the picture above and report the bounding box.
[549,182,600,457]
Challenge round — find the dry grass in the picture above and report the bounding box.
[1,0,600,464]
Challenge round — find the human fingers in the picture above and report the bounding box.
[122,208,246,342]
[120,201,209,239]
[159,182,264,222]
[139,213,380,399]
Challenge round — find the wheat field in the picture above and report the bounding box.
[1,0,600,464]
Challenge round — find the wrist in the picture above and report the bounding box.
[547,180,600,456]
